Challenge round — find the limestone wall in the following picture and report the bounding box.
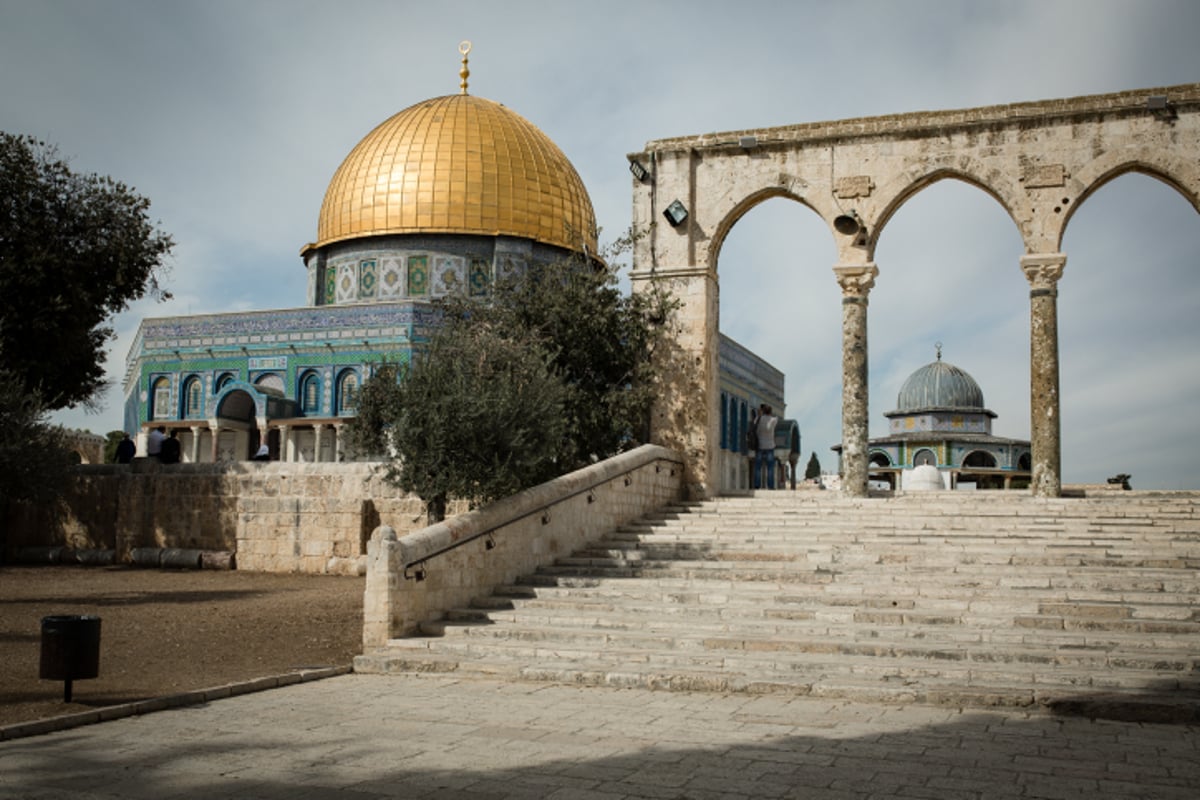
[362,444,686,646]
[5,461,457,575]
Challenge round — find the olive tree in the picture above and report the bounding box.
[350,240,675,522]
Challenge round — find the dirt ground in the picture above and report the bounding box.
[0,565,364,728]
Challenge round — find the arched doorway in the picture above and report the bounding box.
[214,387,259,461]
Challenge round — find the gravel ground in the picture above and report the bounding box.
[0,565,364,728]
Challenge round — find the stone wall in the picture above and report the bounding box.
[362,444,686,646]
[5,461,459,575]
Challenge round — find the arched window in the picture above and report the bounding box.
[963,450,997,468]
[183,376,204,419]
[337,370,359,415]
[215,373,235,393]
[1017,452,1032,471]
[151,377,171,420]
[913,448,937,467]
[870,452,892,467]
[300,371,321,415]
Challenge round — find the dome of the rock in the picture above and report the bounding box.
[313,93,597,256]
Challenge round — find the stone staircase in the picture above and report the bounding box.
[355,491,1200,720]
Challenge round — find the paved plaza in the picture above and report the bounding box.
[1,673,1196,799]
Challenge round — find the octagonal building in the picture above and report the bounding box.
[835,347,1031,490]
[123,48,788,473]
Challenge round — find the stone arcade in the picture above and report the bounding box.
[629,83,1200,498]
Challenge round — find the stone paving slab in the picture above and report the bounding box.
[1,673,1196,799]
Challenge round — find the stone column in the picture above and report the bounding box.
[630,264,719,500]
[189,425,203,463]
[834,263,878,498]
[209,424,221,462]
[313,424,325,463]
[1021,253,1066,498]
[279,425,291,463]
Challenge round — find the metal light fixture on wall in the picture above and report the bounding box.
[663,199,689,227]
[628,158,650,182]
[1147,95,1177,123]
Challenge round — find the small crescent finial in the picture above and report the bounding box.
[459,40,472,94]
[935,342,943,361]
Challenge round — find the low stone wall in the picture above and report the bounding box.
[361,444,686,647]
[5,461,460,574]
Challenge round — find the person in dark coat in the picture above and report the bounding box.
[159,430,181,464]
[115,433,136,464]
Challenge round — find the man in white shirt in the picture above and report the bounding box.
[754,404,778,490]
[146,426,166,460]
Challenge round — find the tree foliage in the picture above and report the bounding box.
[350,322,571,520]
[0,132,174,410]
[350,239,676,521]
[805,451,822,481]
[0,371,72,510]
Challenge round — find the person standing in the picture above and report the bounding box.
[754,404,778,490]
[159,429,181,464]
[115,433,136,464]
[146,426,165,460]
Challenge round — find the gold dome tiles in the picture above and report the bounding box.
[315,94,596,254]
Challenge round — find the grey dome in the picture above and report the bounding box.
[895,356,984,412]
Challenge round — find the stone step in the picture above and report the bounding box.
[355,642,1200,722]
[487,581,1198,612]
[358,491,1200,719]
[445,595,1200,640]
[372,629,1196,684]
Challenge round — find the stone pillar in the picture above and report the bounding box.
[209,424,221,462]
[313,424,325,463]
[1021,253,1066,498]
[333,423,343,462]
[834,263,878,498]
[280,425,292,463]
[630,264,719,500]
[189,425,203,463]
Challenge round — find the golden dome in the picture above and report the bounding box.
[314,93,597,255]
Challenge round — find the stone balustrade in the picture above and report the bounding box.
[362,444,685,647]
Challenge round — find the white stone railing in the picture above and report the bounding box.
[362,444,685,647]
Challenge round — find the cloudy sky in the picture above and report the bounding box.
[2,0,1198,488]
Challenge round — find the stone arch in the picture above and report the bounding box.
[872,166,1024,256]
[709,188,828,275]
[632,82,1200,499]
[215,387,258,423]
[1063,156,1200,247]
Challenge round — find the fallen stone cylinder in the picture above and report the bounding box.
[128,548,163,567]
[159,548,203,569]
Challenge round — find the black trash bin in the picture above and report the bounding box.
[40,614,101,702]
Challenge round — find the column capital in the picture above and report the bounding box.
[1020,253,1067,291]
[833,263,879,299]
